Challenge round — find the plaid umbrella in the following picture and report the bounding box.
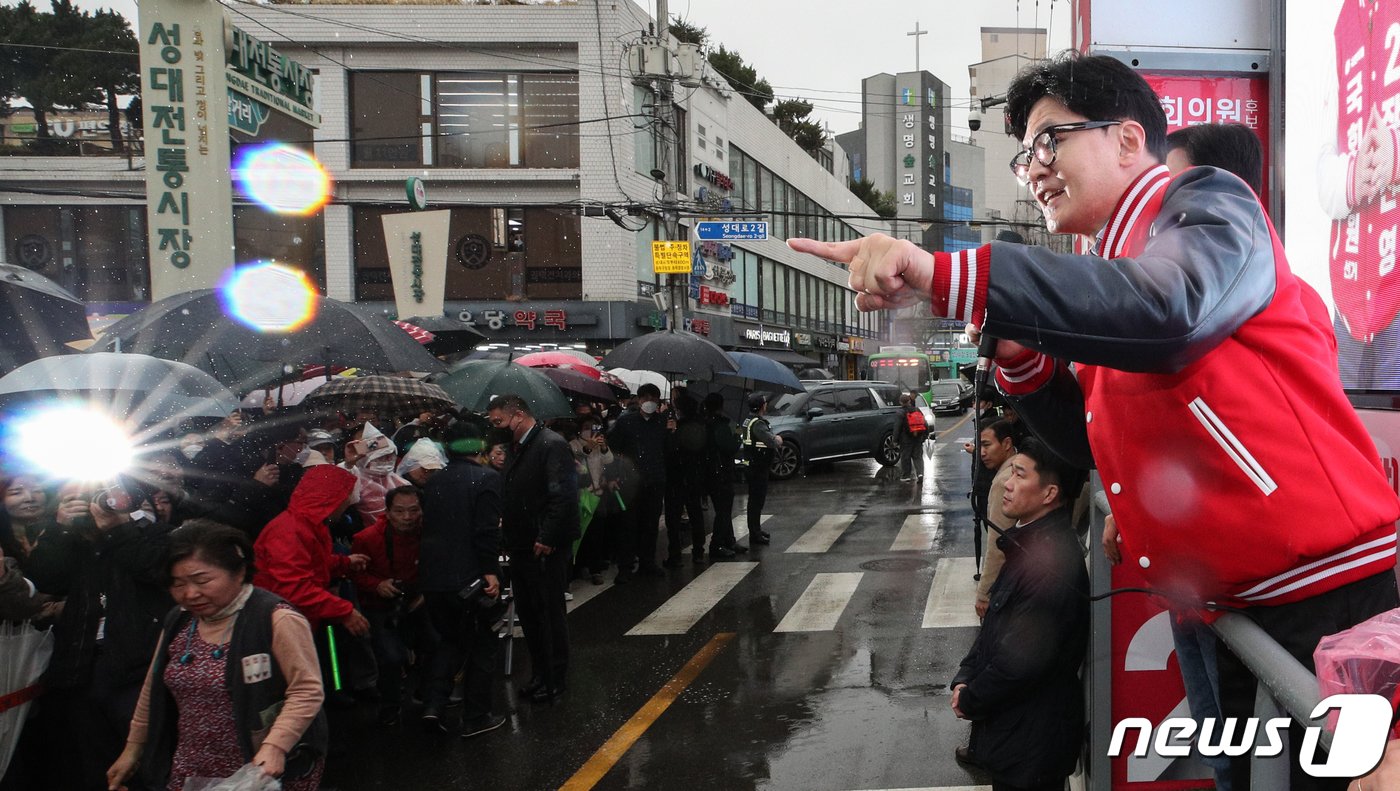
[302,375,455,416]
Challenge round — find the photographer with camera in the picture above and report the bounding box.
[351,485,430,727]
[417,419,505,737]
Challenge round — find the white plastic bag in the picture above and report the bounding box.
[182,764,282,791]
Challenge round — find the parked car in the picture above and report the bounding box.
[763,381,904,480]
[928,380,973,415]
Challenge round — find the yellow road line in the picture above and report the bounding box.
[934,409,974,440]
[559,631,736,791]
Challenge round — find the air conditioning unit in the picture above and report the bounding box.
[675,43,703,88]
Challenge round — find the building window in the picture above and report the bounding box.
[352,71,578,169]
[353,206,580,301]
[4,205,151,303]
[234,205,326,292]
[351,72,424,168]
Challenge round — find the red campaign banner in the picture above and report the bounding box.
[1143,74,1271,200]
[1107,563,1213,789]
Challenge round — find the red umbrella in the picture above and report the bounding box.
[514,351,602,379]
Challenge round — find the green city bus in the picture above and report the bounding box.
[867,345,938,402]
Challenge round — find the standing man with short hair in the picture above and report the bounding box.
[487,395,578,704]
[607,383,671,580]
[973,419,1018,620]
[952,438,1088,791]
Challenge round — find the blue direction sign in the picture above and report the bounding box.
[695,221,769,241]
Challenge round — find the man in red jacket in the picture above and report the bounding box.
[790,52,1398,790]
[253,465,370,638]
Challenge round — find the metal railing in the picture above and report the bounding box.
[1086,478,1327,790]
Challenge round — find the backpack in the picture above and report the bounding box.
[905,409,927,436]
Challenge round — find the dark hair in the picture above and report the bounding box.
[1006,51,1168,162]
[384,485,422,510]
[636,383,661,399]
[1014,436,1088,507]
[980,418,1017,445]
[1165,123,1263,193]
[672,392,699,419]
[486,394,531,416]
[167,519,254,583]
[443,418,487,458]
[747,393,768,413]
[703,392,725,415]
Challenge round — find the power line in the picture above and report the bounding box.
[0,42,137,57]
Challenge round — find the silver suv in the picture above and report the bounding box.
[763,381,904,480]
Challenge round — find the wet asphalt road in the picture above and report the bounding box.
[322,413,992,791]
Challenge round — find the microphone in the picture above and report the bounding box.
[975,328,998,375]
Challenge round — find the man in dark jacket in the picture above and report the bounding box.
[702,393,743,559]
[417,421,505,736]
[606,383,671,581]
[663,392,707,566]
[951,438,1087,791]
[488,394,578,703]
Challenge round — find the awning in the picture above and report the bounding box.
[736,346,820,366]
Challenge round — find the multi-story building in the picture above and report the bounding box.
[0,1,889,373]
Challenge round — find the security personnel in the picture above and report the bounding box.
[740,394,783,546]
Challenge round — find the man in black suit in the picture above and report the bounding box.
[486,394,579,703]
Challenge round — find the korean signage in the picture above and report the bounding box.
[382,210,450,320]
[457,308,568,331]
[652,240,693,274]
[683,317,711,336]
[226,26,320,127]
[227,88,270,135]
[695,221,768,241]
[139,0,235,297]
[893,72,946,222]
[1143,74,1269,198]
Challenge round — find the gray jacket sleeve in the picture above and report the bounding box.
[982,166,1276,374]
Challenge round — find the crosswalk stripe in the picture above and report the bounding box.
[922,557,981,628]
[784,514,857,553]
[773,572,864,632]
[733,513,773,543]
[625,562,759,636]
[566,579,614,613]
[890,513,944,552]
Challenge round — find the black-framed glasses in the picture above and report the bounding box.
[1009,120,1123,184]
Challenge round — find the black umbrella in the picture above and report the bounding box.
[90,289,446,393]
[0,263,92,372]
[599,329,738,378]
[432,359,573,419]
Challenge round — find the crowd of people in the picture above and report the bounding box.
[0,374,831,790]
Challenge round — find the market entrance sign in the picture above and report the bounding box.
[226,26,321,127]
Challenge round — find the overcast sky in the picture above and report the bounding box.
[635,0,1072,135]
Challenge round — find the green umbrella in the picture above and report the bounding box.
[432,359,572,419]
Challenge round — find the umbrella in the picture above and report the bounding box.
[547,348,600,367]
[710,351,807,394]
[398,314,487,356]
[432,360,572,419]
[0,622,53,778]
[599,329,738,378]
[89,289,446,392]
[302,375,456,417]
[0,352,238,428]
[597,371,631,397]
[0,263,91,345]
[515,351,603,379]
[240,378,331,409]
[607,367,671,399]
[537,367,617,402]
[0,264,92,373]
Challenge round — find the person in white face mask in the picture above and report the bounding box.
[350,423,409,524]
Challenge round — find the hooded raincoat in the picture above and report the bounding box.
[253,465,359,626]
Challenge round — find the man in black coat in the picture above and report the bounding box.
[487,395,579,703]
[418,419,505,736]
[951,437,1088,791]
[606,383,671,581]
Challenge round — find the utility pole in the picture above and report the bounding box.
[654,0,685,334]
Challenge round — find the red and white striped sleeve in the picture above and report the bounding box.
[929,244,990,327]
[993,347,1055,395]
